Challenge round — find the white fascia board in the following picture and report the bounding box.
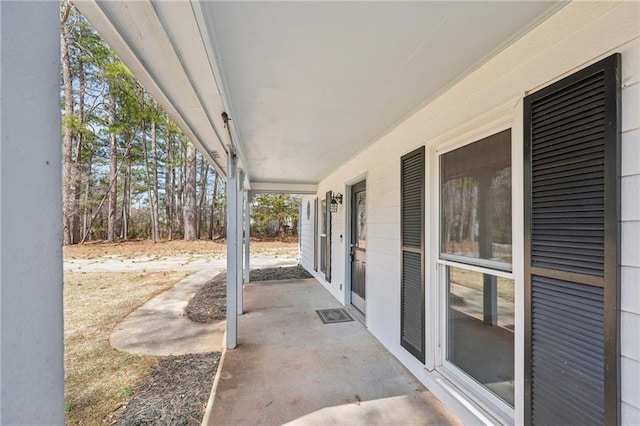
[73,0,229,178]
[149,1,232,172]
[190,0,251,180]
[250,182,319,195]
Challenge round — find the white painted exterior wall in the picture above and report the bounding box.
[620,22,640,423]
[300,2,640,424]
[299,199,316,272]
[0,1,65,423]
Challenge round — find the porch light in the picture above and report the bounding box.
[330,192,343,213]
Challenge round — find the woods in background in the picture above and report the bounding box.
[60,2,301,245]
[60,2,225,245]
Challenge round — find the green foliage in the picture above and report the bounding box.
[251,194,300,237]
[61,3,224,243]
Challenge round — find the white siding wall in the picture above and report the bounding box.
[298,2,640,423]
[299,198,316,271]
[620,31,640,423]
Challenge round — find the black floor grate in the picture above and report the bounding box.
[316,308,354,324]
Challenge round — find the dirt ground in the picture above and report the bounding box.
[64,237,299,260]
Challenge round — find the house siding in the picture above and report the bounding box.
[299,199,315,271]
[620,19,640,424]
[298,2,639,424]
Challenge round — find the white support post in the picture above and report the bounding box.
[244,191,252,283]
[0,2,64,423]
[236,170,244,315]
[226,152,238,349]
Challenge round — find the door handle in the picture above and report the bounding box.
[349,251,355,262]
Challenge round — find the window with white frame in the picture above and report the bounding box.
[439,129,514,407]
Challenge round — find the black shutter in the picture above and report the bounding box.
[401,147,425,362]
[524,54,620,425]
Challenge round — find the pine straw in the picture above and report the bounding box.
[116,352,220,426]
[250,265,313,282]
[185,265,313,323]
[184,273,227,323]
[114,265,314,424]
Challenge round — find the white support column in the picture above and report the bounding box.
[225,153,238,349]
[244,191,251,283]
[236,170,244,315]
[0,2,64,423]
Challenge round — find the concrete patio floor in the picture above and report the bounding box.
[206,278,461,426]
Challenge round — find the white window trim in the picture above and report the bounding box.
[439,254,513,274]
[438,258,514,281]
[436,262,515,422]
[424,103,525,425]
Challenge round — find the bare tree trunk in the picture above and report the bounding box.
[208,173,218,240]
[80,141,133,244]
[82,158,93,241]
[165,130,175,240]
[151,118,161,241]
[61,1,75,245]
[469,184,478,242]
[176,142,185,237]
[196,155,209,239]
[107,93,118,241]
[457,179,467,242]
[142,120,160,242]
[183,143,198,240]
[121,155,131,240]
[221,200,227,239]
[72,55,88,244]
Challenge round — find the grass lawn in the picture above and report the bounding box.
[64,270,188,425]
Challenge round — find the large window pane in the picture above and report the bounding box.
[441,129,512,267]
[447,265,514,406]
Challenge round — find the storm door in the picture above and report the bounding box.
[350,181,366,313]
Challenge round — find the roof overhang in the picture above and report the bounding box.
[74,1,566,190]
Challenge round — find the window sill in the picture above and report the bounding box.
[423,368,514,426]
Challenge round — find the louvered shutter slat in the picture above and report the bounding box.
[531,276,605,425]
[524,54,619,425]
[400,147,425,362]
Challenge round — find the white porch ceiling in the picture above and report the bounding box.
[76,1,564,190]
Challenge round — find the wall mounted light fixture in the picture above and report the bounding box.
[330,192,343,213]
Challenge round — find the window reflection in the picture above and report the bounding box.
[447,266,514,406]
[441,129,512,266]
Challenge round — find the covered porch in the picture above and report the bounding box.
[1,1,638,424]
[70,0,566,356]
[203,277,461,425]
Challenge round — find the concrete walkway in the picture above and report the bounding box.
[110,269,226,355]
[64,254,297,356]
[206,278,461,426]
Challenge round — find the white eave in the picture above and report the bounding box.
[74,0,238,180]
[74,0,566,193]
